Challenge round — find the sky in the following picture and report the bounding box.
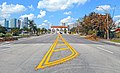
[0,0,120,28]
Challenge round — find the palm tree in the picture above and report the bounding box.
[37,28,41,35]
[33,25,37,34]
[28,20,37,35]
[41,28,47,34]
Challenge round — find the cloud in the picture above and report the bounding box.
[37,10,46,18]
[60,16,74,23]
[39,23,48,27]
[28,5,34,10]
[19,13,36,20]
[43,20,48,23]
[64,11,72,15]
[0,2,26,18]
[37,0,88,11]
[114,15,120,19]
[95,5,111,12]
[114,15,120,25]
[68,22,74,25]
[115,20,120,24]
[0,13,10,19]
[39,23,46,26]
[39,20,51,28]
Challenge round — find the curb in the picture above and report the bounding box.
[99,40,120,46]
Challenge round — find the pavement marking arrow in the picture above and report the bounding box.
[35,34,79,70]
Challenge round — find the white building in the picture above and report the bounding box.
[9,18,17,28]
[51,26,68,34]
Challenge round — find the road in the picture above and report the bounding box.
[0,34,120,73]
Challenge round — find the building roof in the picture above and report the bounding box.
[51,26,68,28]
[115,28,120,32]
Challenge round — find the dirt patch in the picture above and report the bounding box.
[85,35,99,41]
[0,37,18,42]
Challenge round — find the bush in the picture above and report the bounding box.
[0,33,4,37]
[4,33,12,37]
[19,34,30,38]
[68,31,71,34]
[88,30,96,35]
[0,33,2,37]
[116,32,120,38]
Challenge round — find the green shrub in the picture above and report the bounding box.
[88,30,95,35]
[4,33,12,37]
[19,34,30,37]
[116,32,120,38]
[0,33,3,37]
[0,33,5,37]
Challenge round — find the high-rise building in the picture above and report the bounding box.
[23,17,28,28]
[9,18,17,28]
[19,20,24,29]
[18,19,21,29]
[6,20,9,28]
[69,24,74,29]
[62,23,66,26]
[4,19,6,27]
[4,19,9,28]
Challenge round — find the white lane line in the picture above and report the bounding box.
[97,47,114,54]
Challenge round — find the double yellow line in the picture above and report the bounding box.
[35,34,79,70]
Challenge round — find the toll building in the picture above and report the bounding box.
[51,26,68,34]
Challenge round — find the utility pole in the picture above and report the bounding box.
[96,6,109,39]
[106,13,109,40]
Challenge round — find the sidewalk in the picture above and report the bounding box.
[99,39,120,46]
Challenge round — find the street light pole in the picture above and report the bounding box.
[96,6,109,39]
[106,13,109,40]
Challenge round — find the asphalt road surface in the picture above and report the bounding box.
[0,34,120,73]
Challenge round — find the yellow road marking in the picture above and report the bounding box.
[57,44,66,46]
[35,34,79,70]
[46,34,79,64]
[35,36,58,70]
[53,48,69,52]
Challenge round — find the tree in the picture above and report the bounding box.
[76,18,84,34]
[47,29,51,34]
[41,28,47,34]
[0,25,7,34]
[70,27,76,33]
[37,28,41,35]
[28,20,37,35]
[22,27,29,31]
[80,12,113,38]
[10,28,20,36]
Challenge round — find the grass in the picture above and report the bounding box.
[110,39,120,43]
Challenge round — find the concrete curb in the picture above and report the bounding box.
[99,39,120,46]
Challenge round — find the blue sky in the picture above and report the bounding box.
[0,0,120,28]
